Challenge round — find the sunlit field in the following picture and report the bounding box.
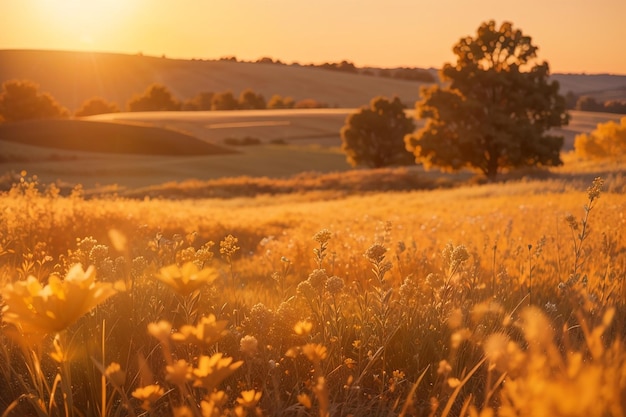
[1,170,625,416]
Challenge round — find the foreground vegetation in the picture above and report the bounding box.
[1,171,625,416]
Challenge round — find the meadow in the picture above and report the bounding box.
[1,166,625,416]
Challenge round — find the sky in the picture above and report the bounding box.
[2,0,625,75]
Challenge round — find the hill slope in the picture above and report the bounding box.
[0,119,233,155]
[0,50,429,111]
[2,50,625,113]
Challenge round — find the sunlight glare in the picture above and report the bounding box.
[36,0,139,46]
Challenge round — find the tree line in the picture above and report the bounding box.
[564,91,626,114]
[0,81,329,121]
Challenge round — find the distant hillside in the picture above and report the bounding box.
[2,50,625,114]
[0,50,430,112]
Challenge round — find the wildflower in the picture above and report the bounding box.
[105,362,126,387]
[192,353,243,392]
[132,384,164,410]
[148,320,173,344]
[155,262,219,297]
[220,234,240,259]
[1,264,118,335]
[237,389,262,408]
[364,243,387,264]
[297,393,312,409]
[296,280,315,300]
[166,359,192,385]
[171,314,228,345]
[239,335,259,356]
[325,276,344,295]
[587,177,604,201]
[307,269,328,290]
[302,343,328,365]
[294,320,313,336]
[201,391,228,417]
[313,229,332,245]
[565,213,579,230]
[437,360,452,375]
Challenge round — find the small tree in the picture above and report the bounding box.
[211,91,239,110]
[183,92,215,111]
[75,97,120,117]
[238,89,266,110]
[405,20,569,181]
[127,84,180,112]
[574,116,626,160]
[340,96,415,168]
[0,79,69,122]
[267,94,295,109]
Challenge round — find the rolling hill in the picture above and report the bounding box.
[1,49,625,112]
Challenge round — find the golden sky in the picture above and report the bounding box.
[2,0,625,74]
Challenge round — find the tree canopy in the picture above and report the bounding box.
[341,96,415,168]
[0,79,68,122]
[405,20,569,180]
[75,97,120,117]
[127,84,180,112]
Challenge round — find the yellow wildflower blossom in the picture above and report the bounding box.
[132,384,164,410]
[171,314,228,345]
[192,353,243,392]
[237,389,262,408]
[155,262,219,297]
[1,264,117,335]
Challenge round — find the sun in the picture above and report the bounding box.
[35,0,139,46]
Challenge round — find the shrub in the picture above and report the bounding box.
[574,116,626,160]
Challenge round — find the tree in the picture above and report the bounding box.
[182,92,215,111]
[267,94,294,109]
[576,96,603,112]
[574,116,626,160]
[238,89,266,110]
[340,96,416,168]
[75,97,120,117]
[405,21,569,181]
[127,84,180,112]
[0,79,69,122]
[211,91,239,110]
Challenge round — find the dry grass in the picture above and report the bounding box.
[1,172,626,416]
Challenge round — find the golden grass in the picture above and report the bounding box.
[1,164,625,416]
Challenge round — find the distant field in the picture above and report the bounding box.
[0,109,622,191]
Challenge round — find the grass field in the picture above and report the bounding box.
[0,172,625,416]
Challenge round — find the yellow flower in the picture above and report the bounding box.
[1,264,117,335]
[148,320,173,344]
[155,262,219,297]
[302,343,328,365]
[297,393,312,409]
[105,362,126,387]
[237,389,262,408]
[166,359,192,385]
[131,384,164,410]
[192,353,243,392]
[171,314,228,345]
[294,320,313,336]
